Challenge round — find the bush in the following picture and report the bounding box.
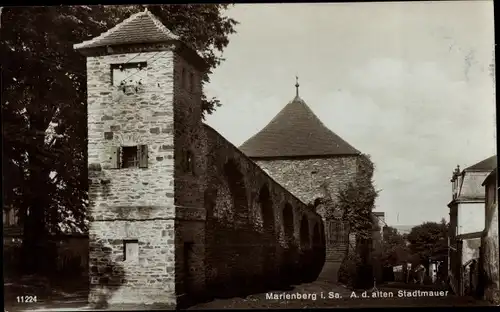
[3,243,23,276]
[338,250,376,289]
[338,253,361,288]
[3,239,82,277]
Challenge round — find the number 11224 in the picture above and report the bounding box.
[17,295,37,303]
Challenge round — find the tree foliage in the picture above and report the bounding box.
[1,5,237,273]
[337,154,380,240]
[335,155,379,288]
[406,219,448,265]
[381,226,410,266]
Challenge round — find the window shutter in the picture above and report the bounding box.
[138,144,148,168]
[110,146,120,169]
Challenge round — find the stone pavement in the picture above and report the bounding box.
[317,261,342,283]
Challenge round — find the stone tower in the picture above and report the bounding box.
[239,84,364,283]
[74,9,207,307]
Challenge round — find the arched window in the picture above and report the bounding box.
[259,185,274,234]
[283,203,294,247]
[223,159,248,227]
[300,217,310,250]
[204,189,217,218]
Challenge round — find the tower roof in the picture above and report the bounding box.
[74,9,180,50]
[239,93,360,158]
[464,155,497,172]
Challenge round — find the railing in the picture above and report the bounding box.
[326,220,349,245]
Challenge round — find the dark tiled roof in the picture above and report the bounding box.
[239,96,360,158]
[464,155,497,172]
[457,232,483,240]
[74,9,180,50]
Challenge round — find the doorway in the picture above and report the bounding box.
[183,242,195,295]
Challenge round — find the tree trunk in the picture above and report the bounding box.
[21,195,47,274]
[21,150,49,275]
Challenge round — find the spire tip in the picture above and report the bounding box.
[295,76,300,97]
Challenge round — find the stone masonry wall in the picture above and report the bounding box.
[171,52,207,303]
[203,125,325,298]
[482,180,499,302]
[87,50,176,215]
[87,50,178,307]
[255,155,359,282]
[255,156,359,209]
[85,44,326,307]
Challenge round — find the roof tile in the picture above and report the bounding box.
[74,9,180,50]
[464,155,497,172]
[239,96,360,158]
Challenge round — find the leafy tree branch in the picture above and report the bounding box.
[1,5,238,274]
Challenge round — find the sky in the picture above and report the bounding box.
[203,1,496,227]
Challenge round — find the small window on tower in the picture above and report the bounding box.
[123,239,139,262]
[111,62,147,87]
[121,146,138,168]
[110,145,148,169]
[184,150,195,174]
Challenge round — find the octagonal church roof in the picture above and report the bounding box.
[240,79,360,158]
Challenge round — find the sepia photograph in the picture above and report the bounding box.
[2,1,497,311]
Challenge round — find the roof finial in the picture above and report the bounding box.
[295,75,300,97]
[144,7,149,12]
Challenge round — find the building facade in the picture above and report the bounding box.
[75,10,325,308]
[480,166,499,303]
[448,156,497,295]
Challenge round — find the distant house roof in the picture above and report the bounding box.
[482,167,497,186]
[392,225,414,234]
[464,155,497,172]
[74,9,180,50]
[372,212,387,228]
[239,95,361,158]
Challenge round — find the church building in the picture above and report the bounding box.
[240,79,366,282]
